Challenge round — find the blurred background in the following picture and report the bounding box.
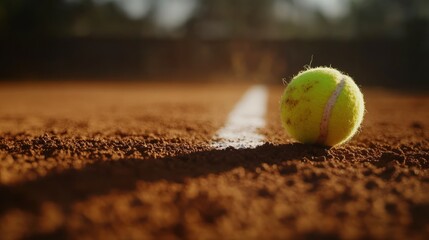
[0,0,428,88]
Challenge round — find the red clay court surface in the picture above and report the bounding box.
[0,81,428,239]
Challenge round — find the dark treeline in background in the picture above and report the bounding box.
[0,0,428,88]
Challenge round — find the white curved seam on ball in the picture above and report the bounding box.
[317,76,346,144]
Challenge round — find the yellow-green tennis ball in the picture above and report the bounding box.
[280,67,365,147]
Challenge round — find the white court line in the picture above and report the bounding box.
[211,85,268,149]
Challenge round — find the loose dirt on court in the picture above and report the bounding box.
[0,82,428,239]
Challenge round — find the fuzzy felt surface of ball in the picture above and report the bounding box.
[280,67,365,147]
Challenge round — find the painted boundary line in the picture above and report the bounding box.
[211,85,268,149]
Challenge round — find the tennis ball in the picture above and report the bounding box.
[280,67,365,147]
